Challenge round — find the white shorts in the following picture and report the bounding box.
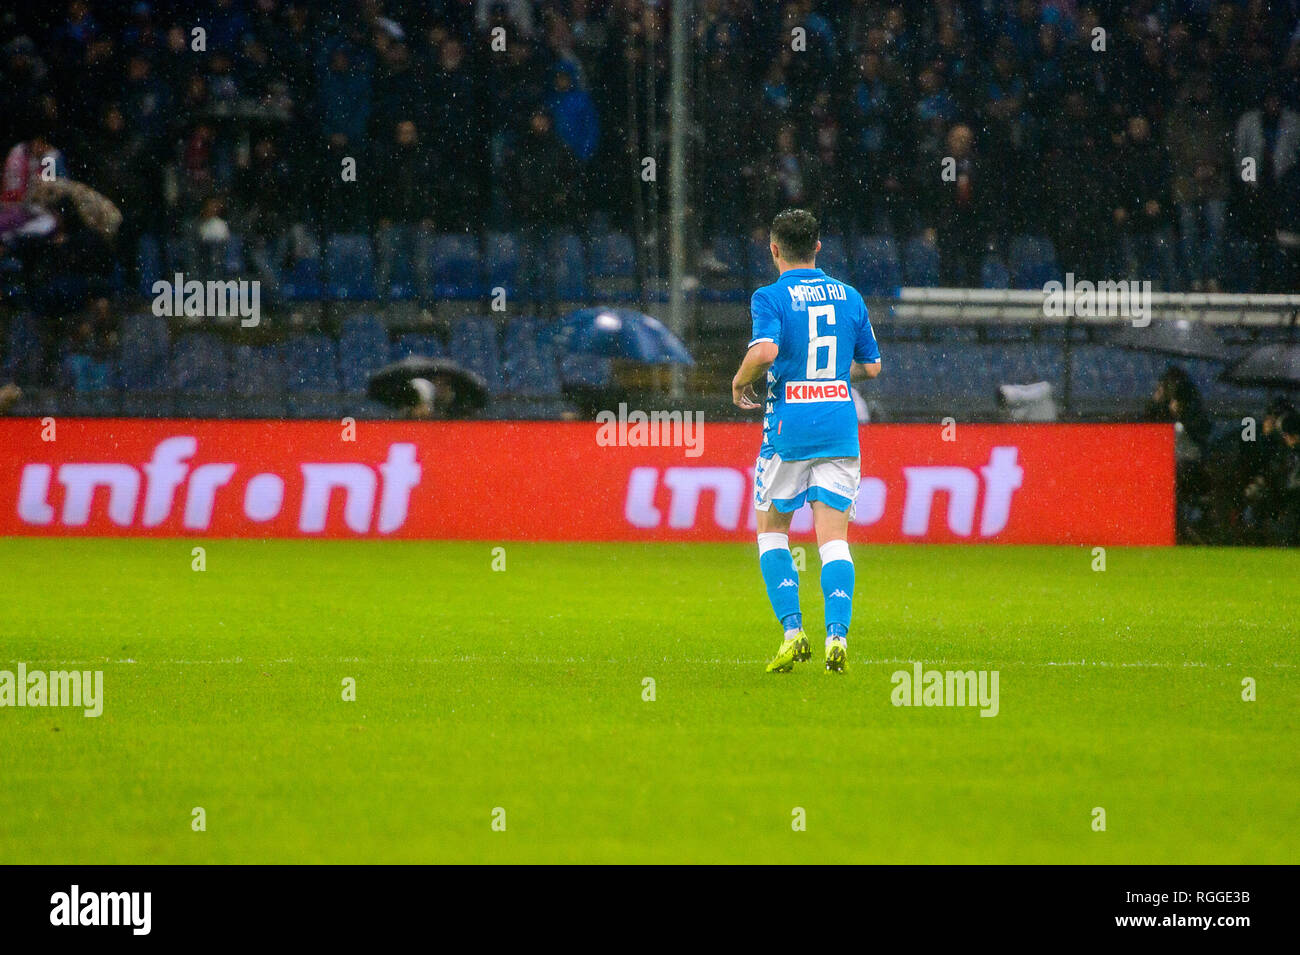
[753,453,860,515]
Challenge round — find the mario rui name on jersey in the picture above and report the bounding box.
[786,281,849,304]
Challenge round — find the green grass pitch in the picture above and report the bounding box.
[1,538,1296,864]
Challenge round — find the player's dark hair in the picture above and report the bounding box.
[770,208,819,262]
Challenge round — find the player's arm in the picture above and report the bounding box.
[852,298,881,382]
[851,360,881,381]
[732,340,778,409]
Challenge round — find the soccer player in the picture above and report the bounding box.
[732,209,881,673]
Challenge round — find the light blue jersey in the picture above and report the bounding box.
[749,267,879,461]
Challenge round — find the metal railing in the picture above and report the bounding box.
[884,287,1300,326]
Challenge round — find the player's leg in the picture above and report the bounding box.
[812,500,853,672]
[809,457,860,673]
[757,506,801,629]
[754,454,811,672]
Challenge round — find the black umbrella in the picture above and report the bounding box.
[1108,319,1228,361]
[1220,343,1300,390]
[367,355,488,415]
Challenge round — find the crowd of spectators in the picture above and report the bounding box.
[697,0,1300,291]
[2,0,1300,299]
[1145,368,1300,545]
[1232,398,1300,544]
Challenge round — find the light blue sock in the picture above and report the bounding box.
[758,532,801,631]
[819,539,854,640]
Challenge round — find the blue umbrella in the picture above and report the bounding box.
[555,308,694,365]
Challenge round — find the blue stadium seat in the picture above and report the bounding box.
[1067,345,1164,403]
[427,233,483,298]
[339,314,390,393]
[874,322,926,342]
[501,318,560,396]
[712,234,748,276]
[1252,325,1296,343]
[224,234,245,276]
[449,318,503,391]
[0,254,21,300]
[982,323,1035,341]
[747,235,771,274]
[1035,237,1061,284]
[61,353,112,392]
[944,325,981,343]
[384,237,418,301]
[1008,235,1059,290]
[284,257,323,300]
[137,235,164,297]
[169,332,230,393]
[4,312,41,385]
[981,254,1011,289]
[284,333,340,392]
[553,232,589,300]
[1037,322,1089,342]
[852,236,902,295]
[588,231,637,299]
[1066,347,1249,411]
[870,342,944,398]
[162,234,189,274]
[870,339,1066,412]
[282,333,341,417]
[589,231,636,278]
[992,343,1064,384]
[116,312,170,391]
[1223,237,1257,293]
[818,235,850,279]
[485,231,523,297]
[324,234,376,300]
[230,343,286,397]
[1197,358,1264,410]
[390,333,445,361]
[903,237,941,287]
[559,352,612,387]
[696,234,749,303]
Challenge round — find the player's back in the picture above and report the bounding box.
[749,267,879,461]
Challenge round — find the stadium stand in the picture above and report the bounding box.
[1,0,1298,436]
